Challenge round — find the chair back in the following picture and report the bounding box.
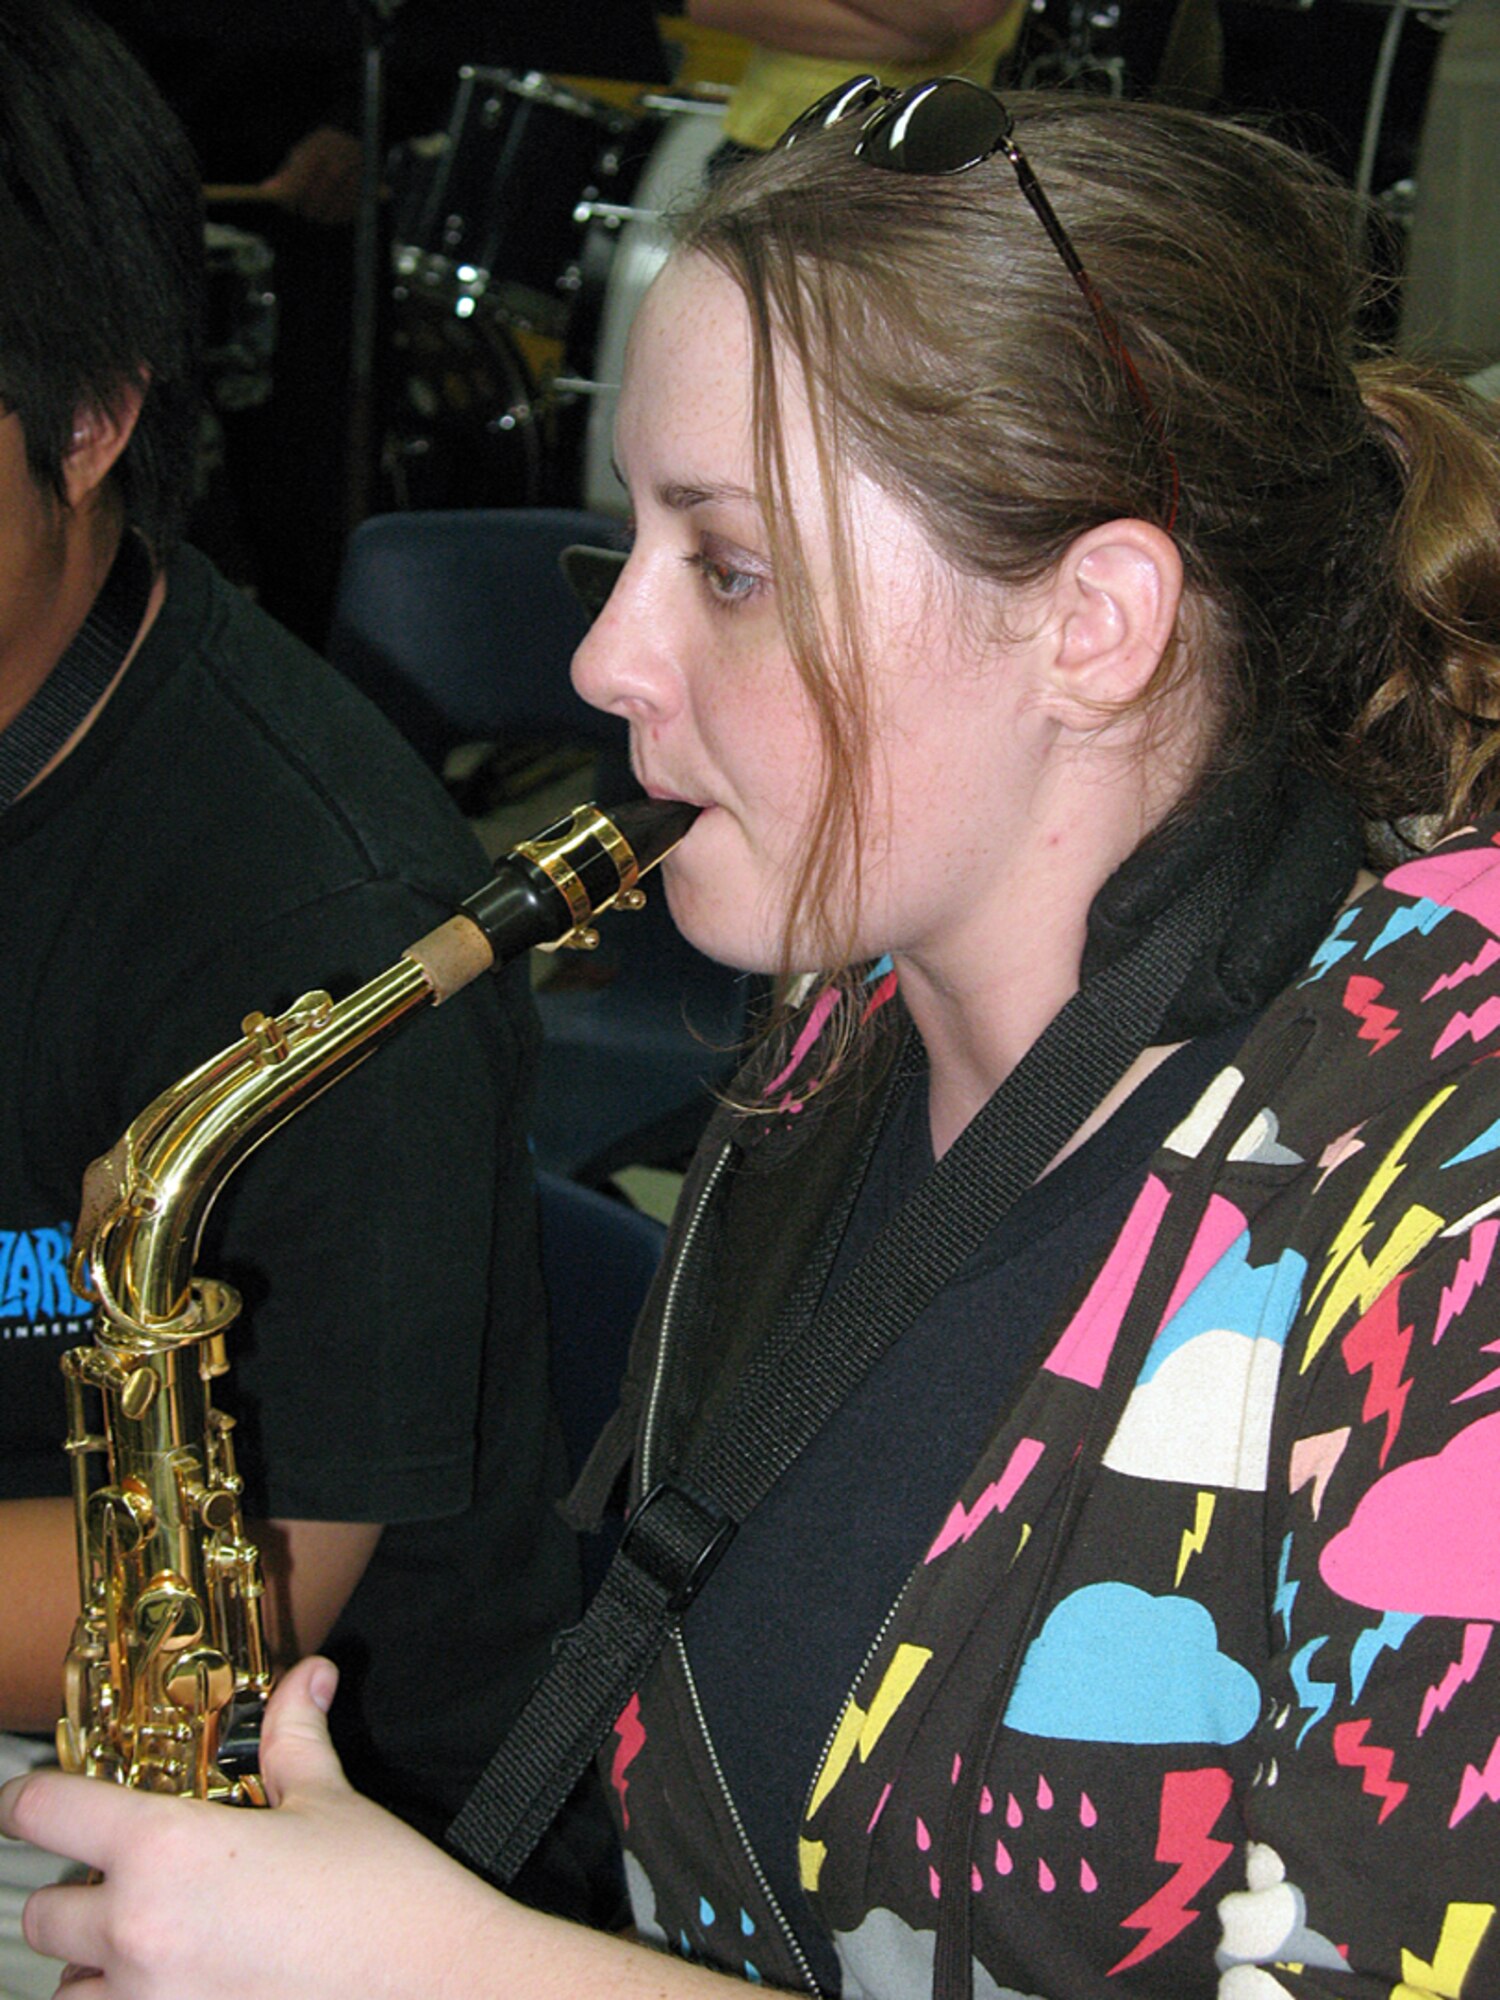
[327,507,628,772]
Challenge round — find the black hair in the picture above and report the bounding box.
[0,0,204,555]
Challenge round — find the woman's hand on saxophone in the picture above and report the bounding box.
[0,1658,488,1998]
[0,1659,744,1999]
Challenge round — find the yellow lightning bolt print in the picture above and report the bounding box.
[806,1643,932,1826]
[1176,1490,1217,1585]
[1302,1086,1455,1372]
[1394,1900,1495,1998]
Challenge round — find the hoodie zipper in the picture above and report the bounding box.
[801,1566,919,1834]
[637,1137,825,1995]
[677,1633,826,1997]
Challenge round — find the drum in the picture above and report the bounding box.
[383,292,549,511]
[201,223,276,412]
[551,93,728,518]
[1216,0,1447,197]
[391,66,653,341]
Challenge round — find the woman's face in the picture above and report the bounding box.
[571,253,1061,977]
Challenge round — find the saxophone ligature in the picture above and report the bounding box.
[56,797,697,1803]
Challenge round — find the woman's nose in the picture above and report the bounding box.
[570,557,679,723]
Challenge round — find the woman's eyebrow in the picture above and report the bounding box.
[658,479,759,512]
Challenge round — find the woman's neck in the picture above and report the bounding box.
[896,927,1083,1158]
[893,783,1171,1157]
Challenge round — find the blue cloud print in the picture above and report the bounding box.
[1004,1581,1260,1745]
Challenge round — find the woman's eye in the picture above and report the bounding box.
[684,542,764,609]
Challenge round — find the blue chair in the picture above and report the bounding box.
[327,508,747,1182]
[536,1170,666,1598]
[325,506,629,782]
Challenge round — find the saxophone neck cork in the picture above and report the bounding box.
[403,915,496,1004]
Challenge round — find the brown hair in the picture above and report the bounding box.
[674,92,1500,1011]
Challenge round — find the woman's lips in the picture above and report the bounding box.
[643,783,712,813]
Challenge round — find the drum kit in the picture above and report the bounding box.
[382,66,727,517]
[197,61,725,522]
[199,0,1491,531]
[201,225,279,415]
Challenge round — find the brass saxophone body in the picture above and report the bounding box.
[55,798,697,1803]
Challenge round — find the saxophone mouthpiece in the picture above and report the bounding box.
[604,796,702,872]
[457,798,699,965]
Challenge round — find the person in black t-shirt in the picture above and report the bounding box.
[0,12,609,1994]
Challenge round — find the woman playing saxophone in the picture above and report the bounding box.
[7,60,1500,2000]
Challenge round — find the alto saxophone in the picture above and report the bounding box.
[55,798,697,1803]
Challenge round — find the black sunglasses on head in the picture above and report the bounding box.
[778,75,1181,534]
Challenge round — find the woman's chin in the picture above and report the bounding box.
[659,871,780,975]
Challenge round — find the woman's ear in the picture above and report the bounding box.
[62,378,147,510]
[1045,519,1184,725]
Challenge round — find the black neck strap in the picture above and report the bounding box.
[1084,756,1363,1040]
[0,531,154,812]
[447,832,1255,1886]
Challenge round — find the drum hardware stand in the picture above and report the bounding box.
[1347,0,1457,212]
[346,0,407,534]
[565,90,727,238]
[1018,0,1129,95]
[638,86,736,111]
[554,89,728,410]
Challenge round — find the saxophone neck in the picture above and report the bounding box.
[74,960,435,1339]
[70,796,701,1337]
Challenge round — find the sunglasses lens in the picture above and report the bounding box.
[857,78,1011,175]
[779,74,886,149]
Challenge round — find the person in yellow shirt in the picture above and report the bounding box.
[688,0,1027,156]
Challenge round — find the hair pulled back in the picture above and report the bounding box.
[677,93,1500,982]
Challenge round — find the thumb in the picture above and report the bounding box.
[258,1655,350,1809]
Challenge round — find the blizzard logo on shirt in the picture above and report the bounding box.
[0,1224,94,1339]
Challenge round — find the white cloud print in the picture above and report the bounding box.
[1103,1240,1307,1491]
